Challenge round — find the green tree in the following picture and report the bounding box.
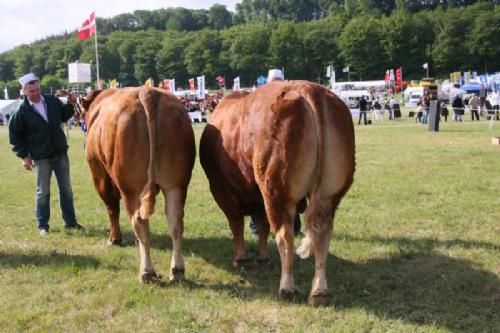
[117,36,138,86]
[297,15,346,82]
[133,32,162,83]
[268,22,304,79]
[220,24,271,86]
[11,46,34,78]
[0,54,16,82]
[156,32,189,86]
[40,74,66,93]
[338,16,387,79]
[208,4,233,30]
[431,7,472,74]
[381,10,432,79]
[183,30,223,81]
[465,4,500,72]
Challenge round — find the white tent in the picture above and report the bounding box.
[0,99,22,124]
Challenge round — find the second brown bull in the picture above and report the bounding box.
[200,80,355,305]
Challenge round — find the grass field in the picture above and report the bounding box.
[0,116,499,332]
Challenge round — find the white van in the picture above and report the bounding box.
[337,90,371,117]
[404,87,424,107]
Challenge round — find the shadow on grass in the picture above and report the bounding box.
[0,250,101,269]
[143,232,498,333]
[64,227,498,332]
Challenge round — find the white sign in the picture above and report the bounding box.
[68,62,91,83]
[197,75,205,98]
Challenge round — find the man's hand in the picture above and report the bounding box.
[22,156,34,171]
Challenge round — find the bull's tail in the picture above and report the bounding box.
[138,87,158,220]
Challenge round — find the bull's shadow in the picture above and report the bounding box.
[141,230,498,333]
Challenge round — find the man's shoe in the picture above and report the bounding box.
[39,229,49,236]
[65,223,85,231]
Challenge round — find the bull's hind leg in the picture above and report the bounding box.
[255,216,271,262]
[204,176,248,266]
[266,202,297,298]
[125,198,157,283]
[228,215,249,266]
[298,196,339,306]
[164,188,186,281]
[88,162,122,245]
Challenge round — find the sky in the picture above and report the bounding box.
[0,0,240,53]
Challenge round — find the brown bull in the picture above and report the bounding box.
[200,81,355,305]
[80,87,196,282]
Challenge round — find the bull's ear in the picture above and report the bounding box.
[82,90,104,110]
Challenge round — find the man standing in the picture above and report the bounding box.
[358,96,368,125]
[9,73,84,236]
[469,94,480,121]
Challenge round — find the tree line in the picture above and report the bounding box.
[0,1,499,98]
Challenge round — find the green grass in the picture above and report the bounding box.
[0,116,499,332]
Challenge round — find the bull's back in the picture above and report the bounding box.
[86,87,195,191]
[155,91,196,188]
[288,81,355,197]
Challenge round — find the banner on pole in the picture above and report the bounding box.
[197,75,205,98]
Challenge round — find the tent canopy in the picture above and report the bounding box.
[0,99,22,119]
[460,82,482,92]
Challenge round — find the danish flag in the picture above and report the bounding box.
[77,12,96,41]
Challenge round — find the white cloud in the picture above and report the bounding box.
[0,0,239,53]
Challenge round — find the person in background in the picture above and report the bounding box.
[440,101,449,122]
[420,93,430,124]
[9,73,84,236]
[372,99,383,122]
[358,95,368,125]
[388,95,397,120]
[469,94,480,121]
[451,94,464,122]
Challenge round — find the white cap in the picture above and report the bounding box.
[267,69,284,82]
[19,73,38,89]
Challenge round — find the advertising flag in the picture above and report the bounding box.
[189,78,195,91]
[233,77,240,91]
[145,78,153,88]
[395,67,403,90]
[77,12,96,41]
[197,75,205,98]
[169,79,175,93]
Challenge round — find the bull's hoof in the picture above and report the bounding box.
[232,255,251,267]
[308,290,329,307]
[107,238,122,246]
[140,272,159,283]
[169,267,185,281]
[255,255,271,264]
[279,288,299,301]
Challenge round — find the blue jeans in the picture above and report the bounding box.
[422,110,428,124]
[34,153,77,230]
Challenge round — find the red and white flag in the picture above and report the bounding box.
[215,76,225,86]
[77,12,96,41]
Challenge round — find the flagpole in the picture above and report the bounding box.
[93,14,100,89]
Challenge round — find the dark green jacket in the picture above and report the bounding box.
[9,94,75,160]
